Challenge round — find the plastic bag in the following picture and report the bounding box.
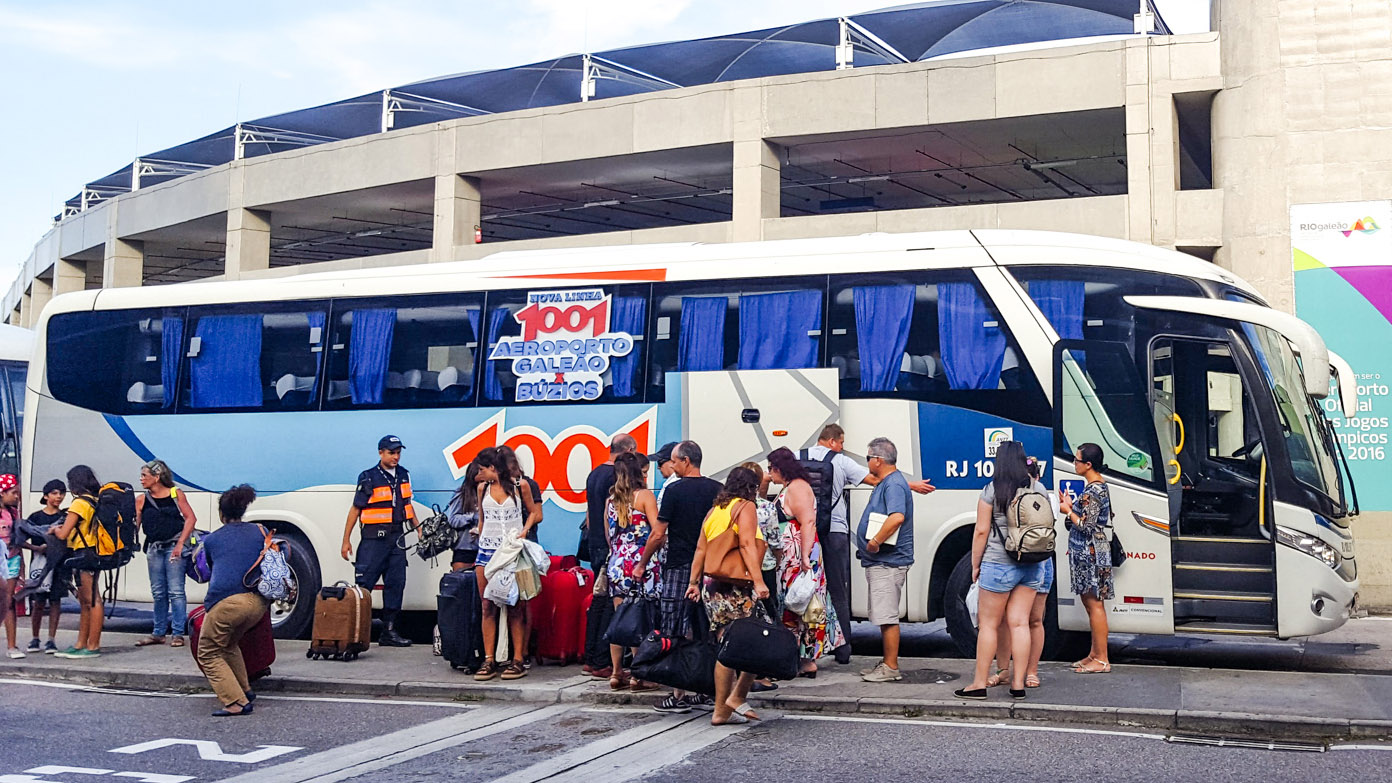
[801,593,826,625]
[521,539,551,576]
[784,571,816,614]
[484,570,519,606]
[966,582,980,628]
[514,550,541,601]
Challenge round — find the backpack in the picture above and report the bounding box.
[141,488,185,547]
[797,449,837,538]
[245,525,296,602]
[71,483,138,571]
[995,486,1056,564]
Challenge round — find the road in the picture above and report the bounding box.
[1,680,1388,783]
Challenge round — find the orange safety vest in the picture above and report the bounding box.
[356,465,416,526]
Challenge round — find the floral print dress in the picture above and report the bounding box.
[777,490,844,660]
[1068,480,1114,600]
[606,500,662,599]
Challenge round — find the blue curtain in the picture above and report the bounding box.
[854,285,915,392]
[678,297,725,372]
[938,282,1005,390]
[1028,279,1085,341]
[610,295,646,397]
[738,290,822,370]
[160,316,183,409]
[189,315,262,409]
[483,306,511,401]
[349,309,396,405]
[307,311,326,400]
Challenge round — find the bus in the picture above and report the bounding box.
[0,323,33,480]
[25,230,1360,649]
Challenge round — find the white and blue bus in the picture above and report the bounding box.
[26,230,1359,651]
[0,323,33,480]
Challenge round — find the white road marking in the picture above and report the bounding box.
[24,768,112,776]
[782,714,1168,741]
[256,694,473,709]
[215,703,566,783]
[112,775,195,783]
[0,678,471,709]
[9,771,192,783]
[485,713,703,783]
[1329,744,1392,752]
[110,739,303,764]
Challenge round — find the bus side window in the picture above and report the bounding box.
[326,294,483,410]
[183,304,330,412]
[46,308,186,415]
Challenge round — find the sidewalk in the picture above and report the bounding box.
[4,628,1391,742]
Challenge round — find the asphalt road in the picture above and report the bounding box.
[2,681,1388,783]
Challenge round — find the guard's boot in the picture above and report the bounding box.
[379,624,413,647]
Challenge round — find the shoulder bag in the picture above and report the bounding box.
[703,501,767,585]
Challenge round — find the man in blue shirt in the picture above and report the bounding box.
[855,437,914,683]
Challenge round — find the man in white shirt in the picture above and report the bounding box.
[808,424,933,664]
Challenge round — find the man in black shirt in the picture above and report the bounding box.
[644,440,721,714]
[581,433,637,676]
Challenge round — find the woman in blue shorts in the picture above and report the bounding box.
[955,441,1048,701]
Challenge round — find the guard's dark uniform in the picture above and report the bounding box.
[352,463,414,627]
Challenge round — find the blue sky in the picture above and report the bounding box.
[0,1,1210,291]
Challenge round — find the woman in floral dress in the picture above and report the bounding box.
[1060,442,1113,675]
[605,451,662,690]
[767,447,843,677]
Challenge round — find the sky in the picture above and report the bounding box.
[0,0,1211,292]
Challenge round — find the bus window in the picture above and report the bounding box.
[47,308,186,415]
[1055,340,1160,488]
[827,271,1049,426]
[182,303,329,412]
[0,362,21,478]
[1009,267,1202,359]
[326,294,484,409]
[481,286,649,406]
[649,277,824,398]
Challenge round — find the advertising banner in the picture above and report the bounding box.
[1291,200,1392,511]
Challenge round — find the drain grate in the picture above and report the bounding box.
[1166,734,1326,752]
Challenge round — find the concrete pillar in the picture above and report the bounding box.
[1123,39,1180,248]
[102,237,145,289]
[432,174,481,261]
[732,139,782,243]
[19,293,31,329]
[53,257,87,295]
[225,207,272,279]
[28,276,53,326]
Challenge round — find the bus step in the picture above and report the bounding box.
[1172,537,1274,567]
[1173,563,1274,593]
[1174,620,1278,637]
[1174,590,1274,623]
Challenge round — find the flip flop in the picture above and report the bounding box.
[711,713,749,726]
[1074,661,1112,674]
[1025,674,1041,688]
[985,667,1010,688]
[730,702,761,721]
[135,637,166,647]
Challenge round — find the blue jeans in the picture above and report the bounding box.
[147,541,188,636]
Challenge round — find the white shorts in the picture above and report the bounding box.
[865,565,908,626]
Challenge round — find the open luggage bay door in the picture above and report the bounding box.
[679,368,840,477]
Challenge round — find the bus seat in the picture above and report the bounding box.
[328,380,350,401]
[127,382,164,405]
[275,373,315,407]
[386,372,410,390]
[437,366,472,401]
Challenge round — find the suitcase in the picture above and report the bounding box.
[308,581,372,661]
[188,604,276,681]
[437,569,484,672]
[533,556,590,665]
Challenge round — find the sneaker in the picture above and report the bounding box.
[653,695,691,714]
[589,666,613,680]
[6,649,24,659]
[687,693,716,712]
[861,662,902,683]
[860,660,885,676]
[43,641,58,655]
[26,638,41,653]
[62,649,101,660]
[432,628,442,657]
[54,646,80,659]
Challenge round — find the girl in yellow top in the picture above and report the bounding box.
[47,466,105,659]
[685,467,768,726]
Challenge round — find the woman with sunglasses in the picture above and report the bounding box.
[1059,442,1112,674]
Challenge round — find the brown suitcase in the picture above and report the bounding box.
[307,581,372,660]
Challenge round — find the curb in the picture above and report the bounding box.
[6,663,1388,742]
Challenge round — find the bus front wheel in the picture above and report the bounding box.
[270,530,320,640]
[941,552,1085,661]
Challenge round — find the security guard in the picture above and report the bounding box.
[340,435,414,647]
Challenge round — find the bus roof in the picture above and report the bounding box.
[52,230,1261,317]
[0,323,34,363]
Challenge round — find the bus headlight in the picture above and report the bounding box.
[1276,526,1342,570]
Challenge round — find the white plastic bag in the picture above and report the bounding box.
[521,539,550,576]
[784,571,816,614]
[484,570,519,607]
[966,582,980,628]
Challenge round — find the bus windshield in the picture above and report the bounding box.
[1244,324,1344,514]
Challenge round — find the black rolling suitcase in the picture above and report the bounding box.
[438,569,485,672]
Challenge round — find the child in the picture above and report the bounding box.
[48,466,104,659]
[24,480,67,654]
[0,474,24,658]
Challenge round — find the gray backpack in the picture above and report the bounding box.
[997,487,1056,564]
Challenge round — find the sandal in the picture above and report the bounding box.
[1071,656,1094,670]
[473,660,500,681]
[135,636,166,647]
[985,667,1010,688]
[1025,674,1041,688]
[500,661,528,680]
[1074,660,1111,674]
[629,679,659,693]
[730,702,761,721]
[170,637,185,648]
[711,713,749,726]
[609,671,631,691]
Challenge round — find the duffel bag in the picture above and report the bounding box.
[716,617,799,681]
[631,630,717,697]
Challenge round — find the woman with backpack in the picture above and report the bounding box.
[472,447,541,682]
[986,456,1054,690]
[47,465,105,660]
[197,485,268,716]
[767,447,842,679]
[135,459,198,649]
[955,441,1048,700]
[1059,442,1113,675]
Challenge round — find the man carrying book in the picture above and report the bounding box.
[854,437,914,683]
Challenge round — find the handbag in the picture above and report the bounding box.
[404,505,456,562]
[716,617,799,681]
[630,630,717,697]
[244,525,296,602]
[801,593,826,626]
[605,596,658,647]
[703,502,767,585]
[1108,528,1128,567]
[784,571,815,614]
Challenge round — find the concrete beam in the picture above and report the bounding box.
[19,293,31,329]
[732,140,781,242]
[225,207,272,279]
[432,174,481,262]
[54,258,87,296]
[29,276,53,327]
[102,237,145,289]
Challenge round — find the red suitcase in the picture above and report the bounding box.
[188,604,276,681]
[533,556,591,665]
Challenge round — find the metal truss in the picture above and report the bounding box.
[132,158,215,190]
[381,90,490,132]
[581,54,682,102]
[836,17,910,70]
[234,123,340,160]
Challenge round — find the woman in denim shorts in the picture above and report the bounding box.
[955,441,1048,701]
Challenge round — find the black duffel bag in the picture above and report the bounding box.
[604,596,659,648]
[631,630,717,697]
[716,617,799,681]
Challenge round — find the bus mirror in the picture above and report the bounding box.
[1328,350,1358,416]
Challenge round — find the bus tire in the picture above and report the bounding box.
[270,530,320,640]
[943,553,978,659]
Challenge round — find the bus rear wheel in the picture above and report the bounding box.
[269,530,320,640]
[942,552,1085,661]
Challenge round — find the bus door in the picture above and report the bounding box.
[0,361,23,479]
[680,368,840,477]
[1152,336,1276,633]
[1053,341,1173,635]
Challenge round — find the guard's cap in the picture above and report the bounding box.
[378,435,405,451]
